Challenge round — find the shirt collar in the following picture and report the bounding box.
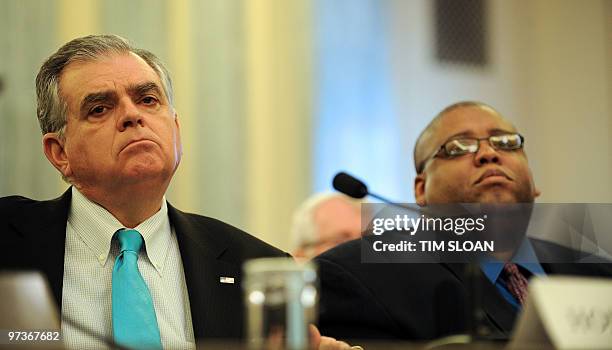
[480,239,546,283]
[68,187,171,275]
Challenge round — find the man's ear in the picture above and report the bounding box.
[528,169,541,199]
[174,112,181,133]
[414,173,427,206]
[42,133,72,178]
[533,187,542,198]
[173,112,184,161]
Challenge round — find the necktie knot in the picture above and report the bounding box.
[503,262,520,276]
[117,229,143,254]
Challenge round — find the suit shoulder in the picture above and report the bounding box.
[172,209,289,259]
[316,237,458,281]
[0,195,38,210]
[316,239,361,266]
[0,192,70,220]
[0,195,45,221]
[195,213,285,253]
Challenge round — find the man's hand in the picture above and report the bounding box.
[309,325,358,350]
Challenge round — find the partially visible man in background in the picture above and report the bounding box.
[291,193,363,261]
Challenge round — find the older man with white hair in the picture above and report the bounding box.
[1,34,352,350]
[291,193,364,261]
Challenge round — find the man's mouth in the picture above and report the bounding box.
[475,169,511,185]
[121,139,156,151]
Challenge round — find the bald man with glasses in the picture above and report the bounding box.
[315,101,612,341]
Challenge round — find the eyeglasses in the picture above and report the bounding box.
[417,133,524,173]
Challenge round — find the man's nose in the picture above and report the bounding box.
[117,100,144,131]
[473,140,500,166]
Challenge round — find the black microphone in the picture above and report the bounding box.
[332,171,420,213]
[332,172,368,199]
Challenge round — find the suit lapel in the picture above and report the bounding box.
[169,205,245,339]
[479,272,517,336]
[8,189,71,307]
[444,263,517,337]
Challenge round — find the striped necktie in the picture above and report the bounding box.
[112,229,162,349]
[502,262,530,305]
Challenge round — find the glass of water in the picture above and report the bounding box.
[243,258,318,350]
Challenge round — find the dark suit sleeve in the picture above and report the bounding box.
[317,256,405,341]
[315,239,474,341]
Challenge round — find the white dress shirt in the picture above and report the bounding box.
[62,187,195,349]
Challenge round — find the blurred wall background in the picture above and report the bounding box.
[0,0,610,251]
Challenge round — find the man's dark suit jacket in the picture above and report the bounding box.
[315,238,612,341]
[0,189,288,340]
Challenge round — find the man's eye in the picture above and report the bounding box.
[89,105,107,116]
[141,96,158,105]
[446,139,477,155]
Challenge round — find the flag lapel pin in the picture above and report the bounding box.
[220,276,235,284]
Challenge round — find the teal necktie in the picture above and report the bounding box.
[112,229,162,349]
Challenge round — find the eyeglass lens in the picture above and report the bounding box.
[444,134,522,156]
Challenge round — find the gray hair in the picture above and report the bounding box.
[35,34,174,137]
[290,192,363,251]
